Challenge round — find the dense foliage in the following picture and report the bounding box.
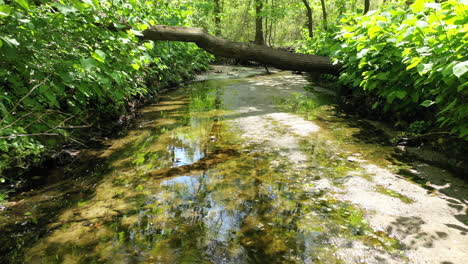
[182,0,379,45]
[0,0,212,180]
[300,0,467,139]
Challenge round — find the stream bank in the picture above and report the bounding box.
[1,66,467,264]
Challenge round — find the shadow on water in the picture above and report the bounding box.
[0,154,113,264]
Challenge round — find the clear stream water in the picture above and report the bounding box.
[1,66,467,264]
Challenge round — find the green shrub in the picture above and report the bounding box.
[0,0,212,178]
[300,0,467,139]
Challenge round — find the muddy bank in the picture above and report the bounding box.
[1,66,467,264]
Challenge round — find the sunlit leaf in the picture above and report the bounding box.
[420,100,435,107]
[91,50,106,63]
[0,5,12,17]
[411,0,425,13]
[453,61,468,78]
[417,63,433,75]
[1,37,20,47]
[406,57,421,70]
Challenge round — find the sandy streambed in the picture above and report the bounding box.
[1,66,467,264]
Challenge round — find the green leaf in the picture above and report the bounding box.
[0,5,12,17]
[442,62,456,77]
[439,99,458,114]
[417,63,433,75]
[91,50,106,63]
[411,0,425,12]
[128,0,138,8]
[55,3,78,15]
[1,37,20,47]
[129,29,144,36]
[59,71,73,83]
[406,57,421,70]
[416,20,428,29]
[80,58,96,71]
[457,83,467,92]
[13,0,30,10]
[453,61,468,78]
[372,102,379,109]
[395,90,407,99]
[39,85,58,107]
[368,26,381,38]
[356,48,369,59]
[460,127,468,138]
[70,0,86,12]
[420,100,434,107]
[82,0,99,8]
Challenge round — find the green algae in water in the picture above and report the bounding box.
[298,138,361,181]
[274,92,334,121]
[375,185,415,204]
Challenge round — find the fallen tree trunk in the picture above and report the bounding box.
[142,25,340,74]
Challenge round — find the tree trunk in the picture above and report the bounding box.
[254,0,265,45]
[268,0,275,46]
[301,0,313,38]
[320,0,328,30]
[142,25,340,74]
[364,0,370,14]
[214,0,221,36]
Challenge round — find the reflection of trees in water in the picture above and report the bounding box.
[150,150,316,263]
[21,80,347,263]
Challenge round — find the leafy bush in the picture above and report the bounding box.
[0,0,212,177]
[300,0,467,139]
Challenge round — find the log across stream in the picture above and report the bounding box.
[1,66,467,264]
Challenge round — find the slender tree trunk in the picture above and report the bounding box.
[142,25,341,74]
[265,0,269,45]
[254,0,265,45]
[320,0,328,30]
[364,0,370,14]
[301,0,313,38]
[214,0,221,36]
[268,0,274,46]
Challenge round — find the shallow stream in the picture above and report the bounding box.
[1,66,467,264]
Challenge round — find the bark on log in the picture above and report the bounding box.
[142,25,340,74]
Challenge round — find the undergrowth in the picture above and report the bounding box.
[299,0,467,142]
[0,0,213,182]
